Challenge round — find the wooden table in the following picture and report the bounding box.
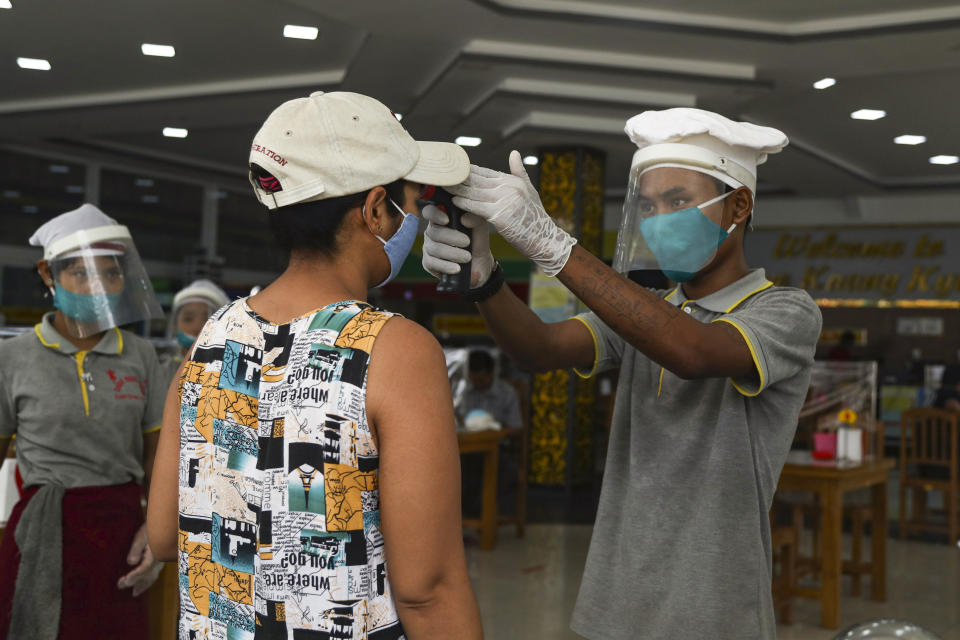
[777,452,896,629]
[458,427,522,550]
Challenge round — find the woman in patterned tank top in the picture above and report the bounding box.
[147,92,483,640]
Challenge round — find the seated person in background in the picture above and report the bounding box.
[934,364,960,412]
[459,350,522,431]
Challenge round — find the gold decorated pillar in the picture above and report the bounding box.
[528,147,605,487]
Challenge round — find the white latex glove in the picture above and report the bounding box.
[117,523,163,597]
[421,204,496,288]
[446,150,577,276]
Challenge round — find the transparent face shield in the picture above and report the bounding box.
[47,228,163,338]
[612,165,735,283]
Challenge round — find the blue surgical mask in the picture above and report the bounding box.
[639,192,736,282]
[177,330,197,349]
[52,283,122,324]
[371,199,419,288]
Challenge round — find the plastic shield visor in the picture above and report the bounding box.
[612,164,732,282]
[48,229,163,338]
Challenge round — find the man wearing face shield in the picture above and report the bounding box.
[422,108,822,639]
[0,204,166,639]
[146,92,483,639]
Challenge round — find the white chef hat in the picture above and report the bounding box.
[29,203,130,260]
[173,279,230,314]
[624,108,788,194]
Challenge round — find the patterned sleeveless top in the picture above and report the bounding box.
[177,298,406,640]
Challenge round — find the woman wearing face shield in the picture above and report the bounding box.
[159,279,230,385]
[0,204,167,639]
[147,92,483,640]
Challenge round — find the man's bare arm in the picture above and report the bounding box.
[475,282,594,374]
[557,245,755,380]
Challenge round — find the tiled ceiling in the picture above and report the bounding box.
[2,0,959,201]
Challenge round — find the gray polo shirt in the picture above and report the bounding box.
[0,313,165,488]
[569,269,821,640]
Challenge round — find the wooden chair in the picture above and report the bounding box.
[842,423,888,597]
[899,408,959,545]
[770,520,798,624]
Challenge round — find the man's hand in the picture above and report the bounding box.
[446,150,577,276]
[421,205,495,288]
[118,523,163,597]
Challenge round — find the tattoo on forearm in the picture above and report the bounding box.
[560,249,681,350]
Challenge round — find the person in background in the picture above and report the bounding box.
[160,279,230,384]
[0,204,166,640]
[147,91,483,640]
[933,364,960,412]
[458,350,522,431]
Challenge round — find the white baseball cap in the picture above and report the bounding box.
[624,107,788,193]
[249,91,470,210]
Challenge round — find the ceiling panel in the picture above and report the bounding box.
[1,0,958,201]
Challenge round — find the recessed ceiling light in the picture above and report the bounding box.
[142,195,160,204]
[49,164,69,173]
[523,155,539,166]
[283,25,319,40]
[162,127,188,138]
[0,1,12,9]
[929,155,959,165]
[65,185,85,194]
[141,43,176,58]
[850,109,886,121]
[22,205,38,214]
[455,136,482,147]
[135,178,155,187]
[894,135,926,145]
[17,57,51,71]
[813,77,836,90]
[2,190,20,198]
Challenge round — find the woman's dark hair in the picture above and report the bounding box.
[261,166,406,259]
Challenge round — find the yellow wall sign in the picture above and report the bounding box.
[432,314,488,336]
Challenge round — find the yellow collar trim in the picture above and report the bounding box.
[723,280,774,313]
[34,324,60,349]
[34,323,124,355]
